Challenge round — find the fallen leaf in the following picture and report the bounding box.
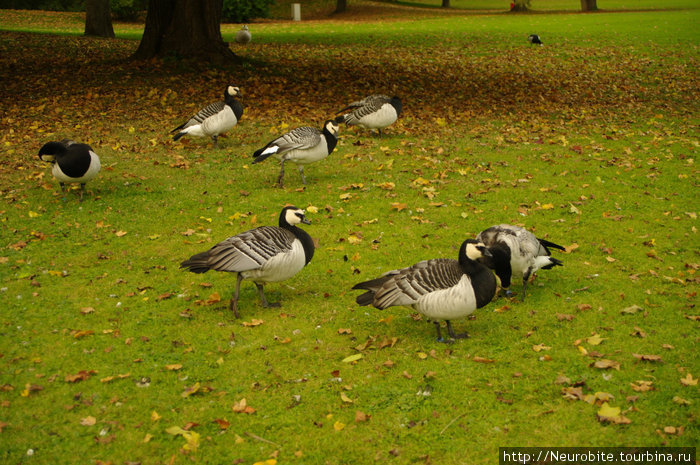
[213,418,230,430]
[472,356,495,364]
[355,411,370,423]
[80,416,96,426]
[242,319,264,327]
[591,359,620,370]
[181,382,200,397]
[333,421,345,431]
[342,354,363,363]
[232,398,256,414]
[630,380,654,392]
[340,392,354,404]
[532,343,551,352]
[680,373,698,386]
[621,305,643,314]
[632,353,662,362]
[672,396,691,405]
[586,334,605,346]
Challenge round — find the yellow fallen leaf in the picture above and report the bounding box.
[333,421,346,431]
[586,334,605,346]
[340,392,354,404]
[680,373,698,386]
[182,430,200,452]
[165,425,187,435]
[80,416,96,426]
[342,354,362,363]
[143,433,153,443]
[115,230,127,237]
[597,402,620,419]
[165,364,182,371]
[253,460,277,465]
[242,319,264,327]
[532,343,551,352]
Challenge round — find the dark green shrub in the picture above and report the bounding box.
[110,0,147,21]
[222,0,273,22]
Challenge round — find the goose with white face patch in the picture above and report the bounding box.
[336,94,402,136]
[476,224,564,300]
[38,139,101,201]
[528,34,543,45]
[251,120,340,187]
[235,25,251,44]
[353,239,496,343]
[172,85,243,148]
[180,206,315,318]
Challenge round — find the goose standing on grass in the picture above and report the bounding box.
[180,206,315,318]
[352,239,496,343]
[528,34,543,45]
[476,224,564,300]
[172,85,243,148]
[235,25,251,44]
[38,139,101,201]
[336,94,402,136]
[252,119,340,187]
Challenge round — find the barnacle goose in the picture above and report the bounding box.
[476,224,564,300]
[180,206,315,318]
[235,25,251,44]
[38,139,101,201]
[336,94,402,136]
[172,85,243,148]
[252,120,340,187]
[353,239,496,343]
[528,34,543,45]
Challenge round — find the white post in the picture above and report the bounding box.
[292,3,301,21]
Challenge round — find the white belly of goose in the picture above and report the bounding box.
[275,140,329,165]
[357,104,398,129]
[412,275,478,320]
[188,106,237,137]
[241,240,306,283]
[52,151,101,184]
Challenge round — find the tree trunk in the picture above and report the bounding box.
[132,0,238,64]
[335,0,347,14]
[441,0,450,8]
[580,0,598,11]
[85,0,115,38]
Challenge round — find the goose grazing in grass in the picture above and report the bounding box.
[235,25,251,44]
[172,85,243,148]
[252,120,340,187]
[336,94,402,136]
[476,224,564,300]
[38,139,101,201]
[528,34,543,45]
[352,239,496,343]
[180,206,315,318]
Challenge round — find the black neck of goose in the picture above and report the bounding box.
[229,99,244,120]
[279,215,315,265]
[390,97,402,117]
[322,126,338,154]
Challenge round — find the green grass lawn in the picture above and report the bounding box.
[0,3,698,465]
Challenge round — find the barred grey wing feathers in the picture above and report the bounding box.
[277,126,322,152]
[181,101,226,130]
[373,259,463,309]
[201,227,297,273]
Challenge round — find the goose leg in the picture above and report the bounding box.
[446,320,468,340]
[298,166,307,185]
[521,270,532,301]
[212,135,219,149]
[256,283,280,308]
[59,182,67,201]
[79,183,86,202]
[277,160,286,187]
[433,321,451,344]
[229,273,244,318]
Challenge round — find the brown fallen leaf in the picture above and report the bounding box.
[591,359,620,370]
[232,398,256,414]
[213,418,230,430]
[65,370,97,383]
[680,373,698,386]
[630,380,654,392]
[632,353,662,362]
[242,319,264,327]
[472,356,496,364]
[556,313,575,321]
[355,410,370,423]
[80,416,96,426]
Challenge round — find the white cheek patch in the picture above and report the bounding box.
[465,243,483,261]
